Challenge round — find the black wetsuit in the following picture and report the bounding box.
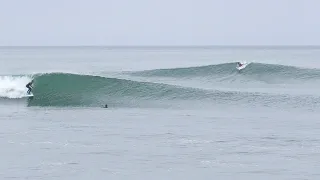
[26,82,33,94]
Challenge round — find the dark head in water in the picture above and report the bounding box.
[103,104,108,108]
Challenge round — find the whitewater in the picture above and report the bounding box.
[1,46,320,180]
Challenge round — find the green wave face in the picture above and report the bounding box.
[27,73,208,107]
[29,73,106,107]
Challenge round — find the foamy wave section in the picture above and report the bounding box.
[0,76,33,98]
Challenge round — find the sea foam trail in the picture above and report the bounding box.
[0,75,33,98]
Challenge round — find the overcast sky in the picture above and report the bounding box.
[0,0,319,46]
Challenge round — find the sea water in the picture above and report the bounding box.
[0,46,320,180]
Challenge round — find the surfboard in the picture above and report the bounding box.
[25,93,34,97]
[236,62,249,70]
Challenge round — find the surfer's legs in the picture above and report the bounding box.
[27,88,31,94]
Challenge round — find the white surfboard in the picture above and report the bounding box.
[25,93,34,97]
[236,62,249,70]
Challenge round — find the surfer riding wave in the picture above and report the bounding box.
[26,80,34,94]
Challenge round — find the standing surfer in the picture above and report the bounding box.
[26,80,34,94]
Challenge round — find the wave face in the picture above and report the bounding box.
[20,73,215,107]
[1,63,320,109]
[130,63,320,83]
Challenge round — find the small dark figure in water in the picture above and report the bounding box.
[26,80,34,94]
[103,104,108,108]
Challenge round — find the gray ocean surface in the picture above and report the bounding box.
[1,46,320,180]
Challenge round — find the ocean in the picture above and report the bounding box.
[0,46,320,180]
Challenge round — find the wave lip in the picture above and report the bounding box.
[129,63,235,77]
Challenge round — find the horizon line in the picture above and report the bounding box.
[1,45,320,48]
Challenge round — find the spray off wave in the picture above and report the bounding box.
[0,75,33,98]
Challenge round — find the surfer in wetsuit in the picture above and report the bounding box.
[26,80,34,94]
[238,62,243,67]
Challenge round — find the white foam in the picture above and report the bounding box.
[0,76,33,98]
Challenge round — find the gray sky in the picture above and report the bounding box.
[0,0,319,46]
